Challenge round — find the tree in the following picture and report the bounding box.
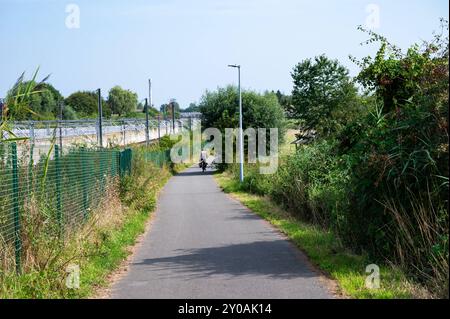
[108,86,138,117]
[160,100,181,119]
[184,102,200,112]
[198,86,286,168]
[6,82,64,120]
[142,103,160,117]
[274,90,293,118]
[199,85,286,151]
[65,91,98,117]
[61,105,79,120]
[352,23,449,115]
[291,55,359,135]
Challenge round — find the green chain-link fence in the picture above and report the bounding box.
[0,142,134,272]
[143,149,171,168]
[0,141,173,272]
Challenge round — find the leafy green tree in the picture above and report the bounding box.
[198,86,285,168]
[184,102,200,112]
[160,100,181,119]
[199,85,286,151]
[65,90,111,118]
[65,91,98,117]
[141,102,160,118]
[291,55,359,135]
[61,105,79,120]
[108,86,138,117]
[1,68,50,139]
[6,82,64,120]
[274,90,293,117]
[200,86,285,131]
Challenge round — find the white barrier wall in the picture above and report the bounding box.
[10,118,202,163]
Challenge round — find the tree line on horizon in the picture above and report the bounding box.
[1,83,188,122]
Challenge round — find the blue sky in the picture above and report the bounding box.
[0,0,448,108]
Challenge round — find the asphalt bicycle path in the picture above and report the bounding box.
[110,166,333,299]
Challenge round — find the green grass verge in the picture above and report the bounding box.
[72,207,153,298]
[214,171,420,299]
[73,163,180,298]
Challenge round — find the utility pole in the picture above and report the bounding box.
[145,98,150,147]
[97,89,103,148]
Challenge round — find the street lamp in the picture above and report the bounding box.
[228,64,244,183]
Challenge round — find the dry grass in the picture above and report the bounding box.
[381,191,449,299]
[0,178,128,298]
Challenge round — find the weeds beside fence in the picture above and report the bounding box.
[0,142,172,274]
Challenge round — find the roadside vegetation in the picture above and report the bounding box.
[215,168,429,299]
[210,21,449,298]
[0,144,180,298]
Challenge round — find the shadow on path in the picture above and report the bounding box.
[176,169,216,177]
[132,240,316,280]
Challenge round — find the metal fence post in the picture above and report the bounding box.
[158,113,161,143]
[97,89,103,148]
[28,122,34,194]
[122,120,126,146]
[11,142,22,273]
[145,98,150,147]
[59,102,63,155]
[55,145,63,236]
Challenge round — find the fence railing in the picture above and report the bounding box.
[5,117,200,165]
[8,118,198,145]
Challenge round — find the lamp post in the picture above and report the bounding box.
[228,64,244,183]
